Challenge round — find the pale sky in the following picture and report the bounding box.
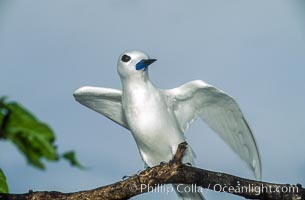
[0,1,305,199]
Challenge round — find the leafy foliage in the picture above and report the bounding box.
[0,169,8,193]
[62,151,85,169]
[0,97,83,192]
[0,98,57,169]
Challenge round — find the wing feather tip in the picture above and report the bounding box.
[73,86,89,100]
[251,158,262,180]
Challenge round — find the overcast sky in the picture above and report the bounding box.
[0,1,304,199]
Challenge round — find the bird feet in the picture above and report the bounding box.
[122,168,147,180]
[122,142,188,180]
[122,175,131,180]
[159,161,166,165]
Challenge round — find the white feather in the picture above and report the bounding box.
[164,80,262,180]
[73,86,129,129]
[74,50,262,200]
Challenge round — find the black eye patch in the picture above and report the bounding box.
[121,54,131,62]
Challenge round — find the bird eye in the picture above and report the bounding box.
[121,54,131,62]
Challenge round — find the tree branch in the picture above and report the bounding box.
[0,142,304,200]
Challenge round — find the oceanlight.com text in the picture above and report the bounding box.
[137,183,299,196]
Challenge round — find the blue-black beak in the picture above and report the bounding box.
[136,59,157,71]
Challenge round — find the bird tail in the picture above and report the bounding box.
[173,184,205,200]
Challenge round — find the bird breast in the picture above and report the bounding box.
[122,84,178,138]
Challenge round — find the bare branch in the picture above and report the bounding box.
[0,142,304,200]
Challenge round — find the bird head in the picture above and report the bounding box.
[117,50,156,80]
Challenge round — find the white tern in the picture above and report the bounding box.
[74,50,261,200]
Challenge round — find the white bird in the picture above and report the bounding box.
[74,50,261,200]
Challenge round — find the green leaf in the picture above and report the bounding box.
[0,99,57,169]
[0,169,9,193]
[0,97,82,171]
[62,151,85,169]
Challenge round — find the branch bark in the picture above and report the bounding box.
[0,142,304,200]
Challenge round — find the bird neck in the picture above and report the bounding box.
[121,76,155,94]
[121,71,152,88]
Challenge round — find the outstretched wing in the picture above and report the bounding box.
[74,86,129,129]
[163,80,262,180]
